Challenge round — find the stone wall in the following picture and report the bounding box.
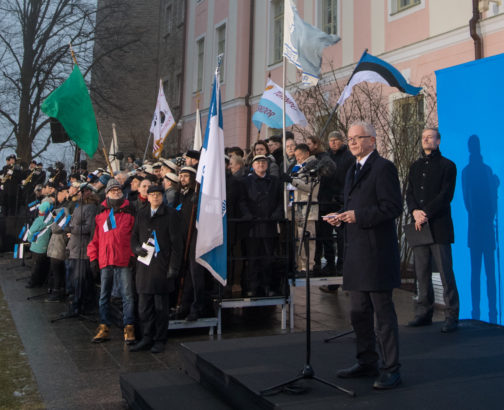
[90,0,186,168]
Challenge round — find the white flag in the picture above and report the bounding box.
[193,107,202,150]
[283,0,340,86]
[109,123,120,173]
[195,68,227,286]
[150,80,176,158]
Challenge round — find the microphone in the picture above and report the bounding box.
[110,151,124,160]
[292,156,336,178]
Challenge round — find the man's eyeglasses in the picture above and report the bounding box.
[346,135,372,144]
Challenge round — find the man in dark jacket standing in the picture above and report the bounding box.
[240,155,283,297]
[130,185,183,353]
[326,121,402,389]
[406,128,459,333]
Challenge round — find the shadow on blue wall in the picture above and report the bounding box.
[462,135,500,323]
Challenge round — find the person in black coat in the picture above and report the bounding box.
[0,154,23,216]
[240,155,283,297]
[325,121,402,390]
[406,128,460,333]
[130,185,183,353]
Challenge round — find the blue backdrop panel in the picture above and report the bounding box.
[436,53,504,325]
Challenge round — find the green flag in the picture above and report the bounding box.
[41,65,99,157]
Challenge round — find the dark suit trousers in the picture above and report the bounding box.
[138,294,169,344]
[350,290,400,373]
[413,243,459,320]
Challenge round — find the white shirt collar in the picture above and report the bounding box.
[357,151,373,168]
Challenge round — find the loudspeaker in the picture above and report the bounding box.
[50,118,69,143]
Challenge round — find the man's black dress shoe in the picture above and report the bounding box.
[150,342,165,354]
[373,372,401,389]
[129,338,153,352]
[337,363,379,379]
[407,316,432,327]
[441,318,458,333]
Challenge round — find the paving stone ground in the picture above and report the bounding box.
[0,253,442,409]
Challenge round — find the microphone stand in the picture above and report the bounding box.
[261,173,355,397]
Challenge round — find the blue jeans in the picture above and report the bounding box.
[99,266,135,326]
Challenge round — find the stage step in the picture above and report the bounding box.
[120,369,232,410]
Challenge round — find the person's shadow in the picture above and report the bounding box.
[462,135,499,323]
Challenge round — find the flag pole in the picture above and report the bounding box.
[282,56,288,215]
[69,42,81,168]
[98,130,115,176]
[316,49,368,141]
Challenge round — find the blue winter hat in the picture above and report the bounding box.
[98,174,111,185]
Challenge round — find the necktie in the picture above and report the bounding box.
[354,163,362,184]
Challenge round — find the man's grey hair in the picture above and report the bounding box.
[423,127,441,140]
[349,121,377,137]
[327,130,344,141]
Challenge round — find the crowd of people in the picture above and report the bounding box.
[2,121,460,387]
[1,131,355,350]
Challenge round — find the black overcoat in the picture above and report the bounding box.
[239,172,283,238]
[131,204,183,294]
[342,150,402,291]
[406,149,456,244]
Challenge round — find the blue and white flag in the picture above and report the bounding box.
[152,230,160,257]
[283,0,340,87]
[337,50,422,106]
[14,243,24,259]
[195,68,227,286]
[103,208,117,232]
[252,79,307,130]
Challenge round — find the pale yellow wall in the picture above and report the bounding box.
[429,0,472,37]
[371,0,385,55]
[341,0,354,65]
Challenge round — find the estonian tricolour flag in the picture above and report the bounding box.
[337,50,422,106]
[152,230,160,257]
[103,208,117,232]
[29,200,40,212]
[195,64,227,286]
[14,243,24,259]
[54,209,65,225]
[59,214,71,228]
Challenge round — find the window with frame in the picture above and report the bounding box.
[392,94,424,143]
[321,0,338,35]
[270,0,284,64]
[216,24,226,83]
[196,37,205,91]
[391,0,421,14]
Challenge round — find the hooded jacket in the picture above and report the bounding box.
[87,198,135,268]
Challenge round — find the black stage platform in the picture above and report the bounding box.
[121,320,504,409]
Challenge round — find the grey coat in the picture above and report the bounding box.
[67,203,98,260]
[47,206,70,261]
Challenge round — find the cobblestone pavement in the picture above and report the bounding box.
[0,254,443,409]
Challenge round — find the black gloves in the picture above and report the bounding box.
[135,245,148,257]
[90,260,100,279]
[279,173,293,183]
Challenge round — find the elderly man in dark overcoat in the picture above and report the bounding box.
[325,121,402,390]
[130,185,183,353]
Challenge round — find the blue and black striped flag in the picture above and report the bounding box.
[337,50,422,106]
[103,208,117,232]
